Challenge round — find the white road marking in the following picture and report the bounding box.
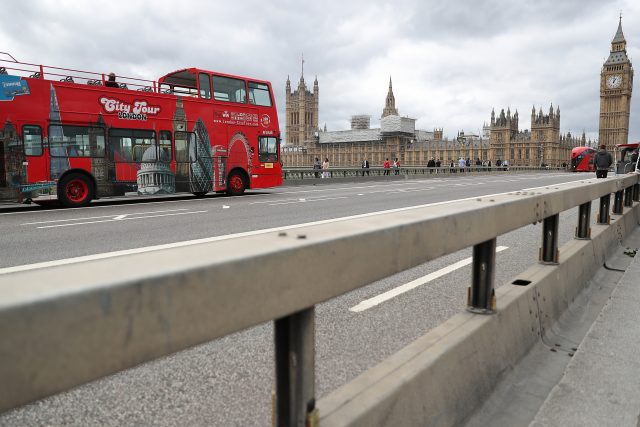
[0,178,582,275]
[21,209,191,225]
[222,205,230,209]
[349,246,509,312]
[267,196,349,206]
[36,210,208,229]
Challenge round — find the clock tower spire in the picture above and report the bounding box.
[599,16,634,151]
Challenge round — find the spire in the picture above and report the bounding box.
[286,75,291,93]
[298,54,306,88]
[612,15,625,44]
[381,76,398,118]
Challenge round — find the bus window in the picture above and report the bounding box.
[109,129,155,162]
[248,82,272,107]
[22,125,43,156]
[159,130,172,161]
[212,75,246,103]
[258,136,278,163]
[49,125,106,158]
[198,73,211,100]
[175,131,196,163]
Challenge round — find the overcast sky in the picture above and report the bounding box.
[1,0,638,142]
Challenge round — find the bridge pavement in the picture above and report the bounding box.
[530,225,640,427]
[467,224,640,427]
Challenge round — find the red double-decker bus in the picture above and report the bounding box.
[0,53,282,207]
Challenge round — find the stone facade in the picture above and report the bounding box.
[599,18,634,151]
[489,105,581,167]
[285,72,319,147]
[282,61,590,168]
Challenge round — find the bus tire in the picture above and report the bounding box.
[58,173,94,208]
[227,170,246,196]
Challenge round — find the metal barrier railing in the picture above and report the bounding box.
[282,166,563,180]
[0,55,158,92]
[0,175,638,426]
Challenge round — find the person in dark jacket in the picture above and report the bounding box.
[361,158,370,176]
[594,145,613,178]
[105,72,119,88]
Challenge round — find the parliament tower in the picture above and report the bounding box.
[599,17,634,151]
[285,62,319,147]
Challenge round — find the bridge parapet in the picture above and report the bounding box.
[0,175,638,426]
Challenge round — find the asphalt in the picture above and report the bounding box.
[530,225,640,427]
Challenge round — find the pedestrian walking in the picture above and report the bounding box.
[383,158,391,175]
[322,157,330,178]
[393,158,400,175]
[361,158,370,176]
[313,157,321,178]
[594,145,613,178]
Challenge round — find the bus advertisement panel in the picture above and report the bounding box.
[0,57,282,207]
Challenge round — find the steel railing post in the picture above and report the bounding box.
[624,186,633,207]
[613,190,624,215]
[274,307,317,427]
[575,201,591,239]
[467,238,496,314]
[598,194,611,224]
[632,183,639,202]
[540,214,559,263]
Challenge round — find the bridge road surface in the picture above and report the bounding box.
[0,172,597,426]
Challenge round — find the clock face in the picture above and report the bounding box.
[606,74,622,89]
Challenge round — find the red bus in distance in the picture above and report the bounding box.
[569,146,596,172]
[0,53,282,207]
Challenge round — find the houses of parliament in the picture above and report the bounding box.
[281,19,633,168]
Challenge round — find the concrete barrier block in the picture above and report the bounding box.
[318,204,639,426]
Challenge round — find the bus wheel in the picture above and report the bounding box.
[193,191,207,198]
[227,171,246,196]
[58,173,94,208]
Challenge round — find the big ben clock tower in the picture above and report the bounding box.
[599,17,633,151]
